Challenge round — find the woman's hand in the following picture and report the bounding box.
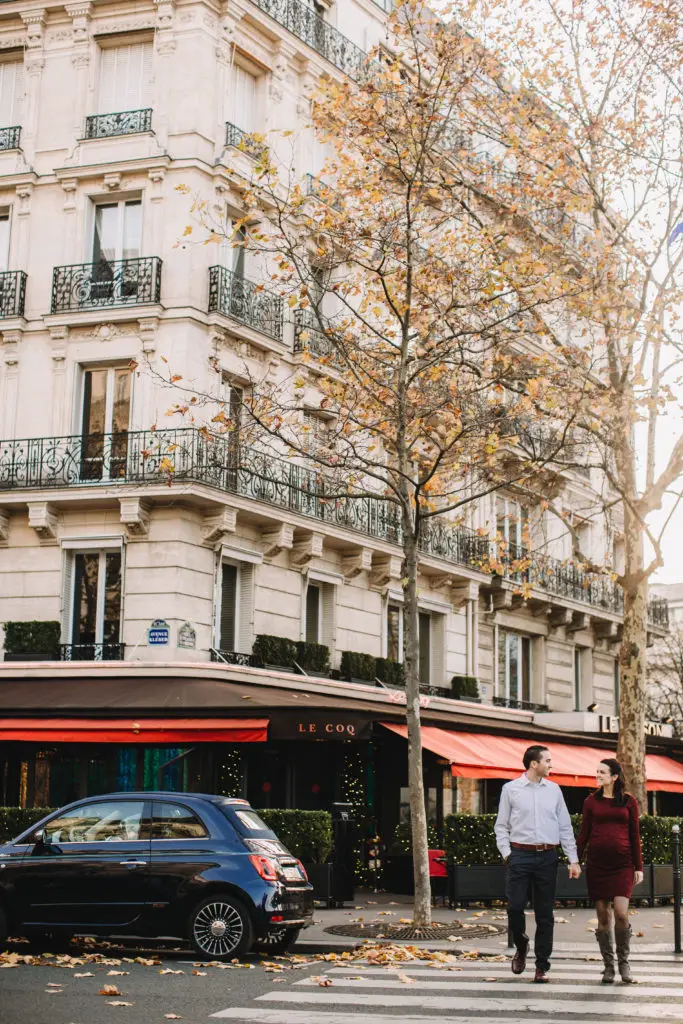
[634,870,644,886]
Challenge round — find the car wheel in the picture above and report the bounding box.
[254,926,301,954]
[189,896,253,960]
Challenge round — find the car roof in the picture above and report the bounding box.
[68,792,252,806]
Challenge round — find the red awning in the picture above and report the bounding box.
[381,724,683,792]
[0,717,268,744]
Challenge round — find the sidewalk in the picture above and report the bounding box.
[296,891,683,959]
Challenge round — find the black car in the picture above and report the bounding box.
[0,792,314,959]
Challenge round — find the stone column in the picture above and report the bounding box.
[19,9,46,166]
[66,4,93,145]
[48,326,69,436]
[0,332,21,436]
[153,0,177,150]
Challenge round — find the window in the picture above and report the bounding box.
[305,582,321,643]
[386,602,402,662]
[496,496,529,556]
[228,64,257,133]
[43,800,144,843]
[574,647,582,711]
[70,550,123,653]
[497,630,531,703]
[218,219,246,277]
[0,210,10,272]
[217,556,255,654]
[0,59,24,127]
[93,199,142,263]
[80,366,132,480]
[418,611,431,685]
[614,659,620,714]
[151,802,208,839]
[98,43,153,114]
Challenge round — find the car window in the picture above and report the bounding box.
[44,801,145,843]
[233,810,271,832]
[151,802,208,840]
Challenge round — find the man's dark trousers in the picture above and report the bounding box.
[506,848,558,972]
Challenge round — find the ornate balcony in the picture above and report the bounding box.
[0,271,26,318]
[84,109,153,139]
[294,308,339,362]
[648,597,669,631]
[51,257,162,313]
[225,122,266,158]
[61,643,125,661]
[493,696,550,713]
[0,126,21,150]
[251,0,367,81]
[208,266,284,341]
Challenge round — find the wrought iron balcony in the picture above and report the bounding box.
[225,122,267,158]
[51,257,162,313]
[0,126,21,151]
[0,270,26,318]
[496,542,625,614]
[648,597,669,631]
[84,108,153,139]
[209,266,284,341]
[294,308,339,362]
[211,649,261,668]
[251,0,367,81]
[61,643,125,661]
[493,696,550,713]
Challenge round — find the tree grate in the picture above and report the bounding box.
[325,921,505,940]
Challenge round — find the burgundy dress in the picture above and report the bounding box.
[577,793,643,900]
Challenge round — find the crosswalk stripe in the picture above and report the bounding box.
[324,966,683,984]
[255,991,683,1017]
[294,976,682,997]
[211,1012,667,1024]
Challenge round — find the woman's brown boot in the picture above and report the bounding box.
[614,923,633,983]
[595,929,615,983]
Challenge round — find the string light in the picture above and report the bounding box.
[217,747,243,797]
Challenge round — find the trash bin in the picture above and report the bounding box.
[331,801,356,906]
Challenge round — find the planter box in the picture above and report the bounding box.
[382,855,415,895]
[554,865,589,901]
[450,864,507,905]
[448,862,655,907]
[653,863,672,901]
[304,862,334,907]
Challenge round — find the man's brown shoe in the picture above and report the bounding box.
[533,969,549,983]
[511,942,528,975]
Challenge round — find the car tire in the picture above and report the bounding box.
[254,926,301,955]
[188,895,253,961]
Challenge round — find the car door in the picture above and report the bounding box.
[15,798,151,930]
[147,800,224,915]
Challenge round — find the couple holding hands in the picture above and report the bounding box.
[495,744,642,985]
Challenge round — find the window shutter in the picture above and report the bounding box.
[141,42,153,106]
[99,44,152,114]
[0,62,24,126]
[320,582,336,655]
[229,65,257,132]
[220,562,238,651]
[61,550,74,645]
[98,48,118,114]
[237,562,254,654]
[305,583,320,643]
[431,612,446,689]
[418,611,431,685]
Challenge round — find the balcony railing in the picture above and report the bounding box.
[294,308,339,362]
[648,597,669,630]
[208,266,284,341]
[493,696,550,713]
[251,0,367,81]
[3,643,125,662]
[84,108,153,139]
[0,125,21,151]
[51,257,162,313]
[0,270,26,318]
[225,122,267,158]
[497,542,625,614]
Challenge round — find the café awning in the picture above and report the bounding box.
[0,717,269,744]
[382,723,683,792]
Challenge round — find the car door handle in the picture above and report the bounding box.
[120,860,148,867]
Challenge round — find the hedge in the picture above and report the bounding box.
[444,812,683,865]
[252,634,297,667]
[0,806,333,864]
[340,650,377,682]
[451,675,480,700]
[375,657,404,687]
[3,621,61,659]
[295,641,330,675]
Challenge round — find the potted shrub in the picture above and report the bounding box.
[3,621,61,662]
[295,640,330,676]
[259,808,335,905]
[252,634,297,672]
[375,656,404,687]
[451,675,480,701]
[340,650,377,683]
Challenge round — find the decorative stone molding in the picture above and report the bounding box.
[103,172,122,191]
[567,611,589,633]
[61,179,78,211]
[369,554,403,589]
[21,8,46,73]
[1,330,22,366]
[28,501,59,543]
[448,579,480,610]
[593,619,619,641]
[66,2,92,49]
[548,606,573,630]
[202,507,237,546]
[93,16,156,36]
[15,184,33,217]
[341,547,373,581]
[148,168,165,202]
[138,317,159,354]
[155,0,176,53]
[291,530,324,567]
[0,510,9,546]
[261,523,294,558]
[119,497,150,537]
[491,588,514,611]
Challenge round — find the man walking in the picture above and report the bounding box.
[495,744,581,983]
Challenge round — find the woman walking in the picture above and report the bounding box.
[577,758,643,984]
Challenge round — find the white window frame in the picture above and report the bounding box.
[78,364,134,436]
[89,197,143,263]
[384,594,404,662]
[63,542,125,647]
[498,630,532,703]
[0,208,11,273]
[97,40,153,115]
[214,545,261,652]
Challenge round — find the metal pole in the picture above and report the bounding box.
[673,824,681,955]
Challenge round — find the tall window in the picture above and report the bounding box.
[218,219,246,278]
[496,497,529,556]
[386,602,402,662]
[70,550,122,654]
[614,658,620,715]
[98,43,153,114]
[497,630,531,703]
[418,611,431,685]
[0,59,24,127]
[305,583,321,643]
[81,367,131,480]
[0,210,10,273]
[219,563,238,651]
[574,647,582,711]
[217,559,255,654]
[228,64,257,132]
[93,199,142,263]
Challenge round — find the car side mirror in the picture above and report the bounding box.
[33,828,51,846]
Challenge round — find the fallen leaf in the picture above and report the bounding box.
[636,930,645,937]
[106,1000,134,1007]
[485,977,498,982]
[74,972,94,978]
[159,969,184,975]
[192,970,207,976]
[397,972,416,984]
[164,1015,183,1019]
[47,982,63,988]
[108,970,129,976]
[99,985,121,996]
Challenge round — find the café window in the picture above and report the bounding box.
[497,630,531,704]
[217,557,255,654]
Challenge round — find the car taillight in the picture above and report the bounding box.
[296,859,308,881]
[249,854,280,881]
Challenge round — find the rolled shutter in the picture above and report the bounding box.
[237,562,254,654]
[0,62,24,126]
[61,550,74,644]
[320,581,336,654]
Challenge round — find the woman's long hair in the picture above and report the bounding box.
[595,758,628,807]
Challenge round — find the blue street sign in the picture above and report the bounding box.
[148,619,170,646]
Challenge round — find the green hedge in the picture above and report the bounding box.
[257,808,333,863]
[451,675,480,700]
[444,812,683,865]
[0,806,333,863]
[340,650,377,682]
[3,621,61,659]
[375,657,404,687]
[295,640,330,674]
[252,634,298,666]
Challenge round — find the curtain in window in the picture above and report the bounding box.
[0,61,24,126]
[228,65,257,132]
[99,43,153,114]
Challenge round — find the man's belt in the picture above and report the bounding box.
[510,842,559,851]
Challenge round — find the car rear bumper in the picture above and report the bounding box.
[268,886,314,927]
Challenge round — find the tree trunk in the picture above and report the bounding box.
[402,518,432,927]
[616,502,648,811]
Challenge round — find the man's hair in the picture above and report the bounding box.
[523,745,549,770]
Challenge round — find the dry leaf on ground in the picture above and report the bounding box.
[159,969,184,975]
[106,1000,134,1007]
[192,970,207,976]
[396,972,416,984]
[99,984,121,996]
[107,970,129,976]
[164,1015,183,1019]
[74,972,94,978]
